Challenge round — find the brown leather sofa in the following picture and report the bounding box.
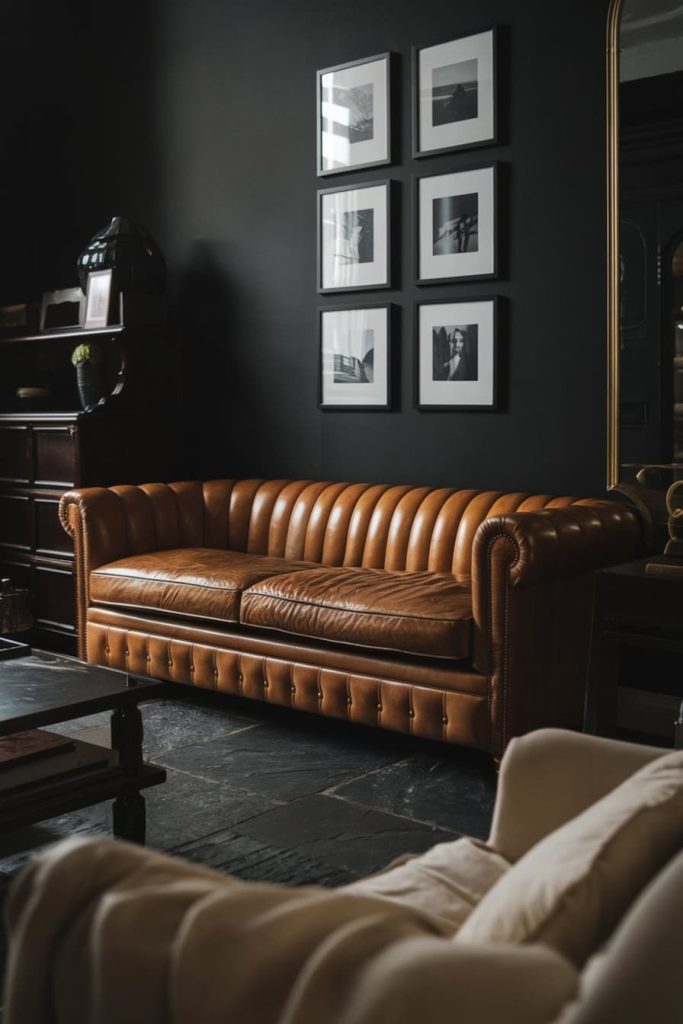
[59,479,641,759]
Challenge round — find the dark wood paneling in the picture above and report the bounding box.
[35,497,72,556]
[0,426,30,484]
[34,564,76,630]
[32,625,76,655]
[0,493,31,550]
[0,555,31,591]
[34,427,77,487]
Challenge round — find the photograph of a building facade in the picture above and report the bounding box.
[0,0,682,1020]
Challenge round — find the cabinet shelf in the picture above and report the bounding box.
[0,325,125,345]
[0,323,179,417]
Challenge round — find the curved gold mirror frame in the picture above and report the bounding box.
[607,0,623,491]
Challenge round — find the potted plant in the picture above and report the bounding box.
[71,343,104,410]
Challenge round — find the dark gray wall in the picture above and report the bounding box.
[5,0,612,495]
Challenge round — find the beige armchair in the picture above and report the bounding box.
[4,729,682,1024]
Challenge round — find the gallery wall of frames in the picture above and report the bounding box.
[7,0,611,497]
[316,29,501,412]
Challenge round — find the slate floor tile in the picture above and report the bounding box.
[49,698,260,758]
[235,794,458,876]
[145,768,277,851]
[174,830,355,887]
[157,721,408,800]
[139,698,260,757]
[331,750,496,838]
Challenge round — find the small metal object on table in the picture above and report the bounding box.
[0,649,166,843]
[584,557,683,746]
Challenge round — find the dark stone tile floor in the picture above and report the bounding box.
[0,688,497,972]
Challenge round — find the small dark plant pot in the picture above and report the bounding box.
[76,363,105,410]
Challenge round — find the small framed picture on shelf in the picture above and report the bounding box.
[319,180,391,293]
[39,288,84,331]
[83,270,114,329]
[416,297,498,410]
[415,164,496,283]
[413,28,496,157]
[320,304,392,410]
[317,53,392,176]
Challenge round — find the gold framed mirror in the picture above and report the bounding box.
[607,0,683,541]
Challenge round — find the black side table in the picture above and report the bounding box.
[584,557,683,744]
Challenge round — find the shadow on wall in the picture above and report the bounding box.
[175,242,246,479]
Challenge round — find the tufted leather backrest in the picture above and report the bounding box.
[195,479,586,582]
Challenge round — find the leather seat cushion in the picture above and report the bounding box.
[240,567,473,659]
[90,548,317,624]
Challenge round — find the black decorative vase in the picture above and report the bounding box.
[77,217,166,295]
[76,363,105,410]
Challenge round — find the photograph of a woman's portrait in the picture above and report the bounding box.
[416,297,496,410]
[432,323,478,381]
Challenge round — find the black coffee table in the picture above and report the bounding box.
[0,649,166,843]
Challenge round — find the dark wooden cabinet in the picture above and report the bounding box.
[0,324,184,653]
[585,557,683,746]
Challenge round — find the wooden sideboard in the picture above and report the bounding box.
[584,557,683,746]
[0,324,183,653]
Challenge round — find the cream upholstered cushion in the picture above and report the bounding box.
[555,849,683,1023]
[342,837,510,932]
[336,940,578,1024]
[456,749,683,966]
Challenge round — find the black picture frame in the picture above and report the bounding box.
[414,296,499,411]
[319,302,393,410]
[318,179,392,293]
[412,27,498,159]
[414,163,498,285]
[317,53,393,177]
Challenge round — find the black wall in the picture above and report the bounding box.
[5,0,612,496]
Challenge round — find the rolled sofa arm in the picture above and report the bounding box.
[472,501,642,592]
[60,481,211,657]
[470,501,642,759]
[60,481,212,567]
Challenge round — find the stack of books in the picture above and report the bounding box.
[0,729,115,793]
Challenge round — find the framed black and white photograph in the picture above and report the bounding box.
[317,54,392,176]
[416,298,497,410]
[83,269,114,329]
[413,28,496,157]
[416,164,496,283]
[320,304,391,409]
[319,181,390,292]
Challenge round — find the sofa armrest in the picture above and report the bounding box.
[472,501,642,593]
[470,502,642,758]
[488,728,663,863]
[59,481,208,657]
[60,488,130,572]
